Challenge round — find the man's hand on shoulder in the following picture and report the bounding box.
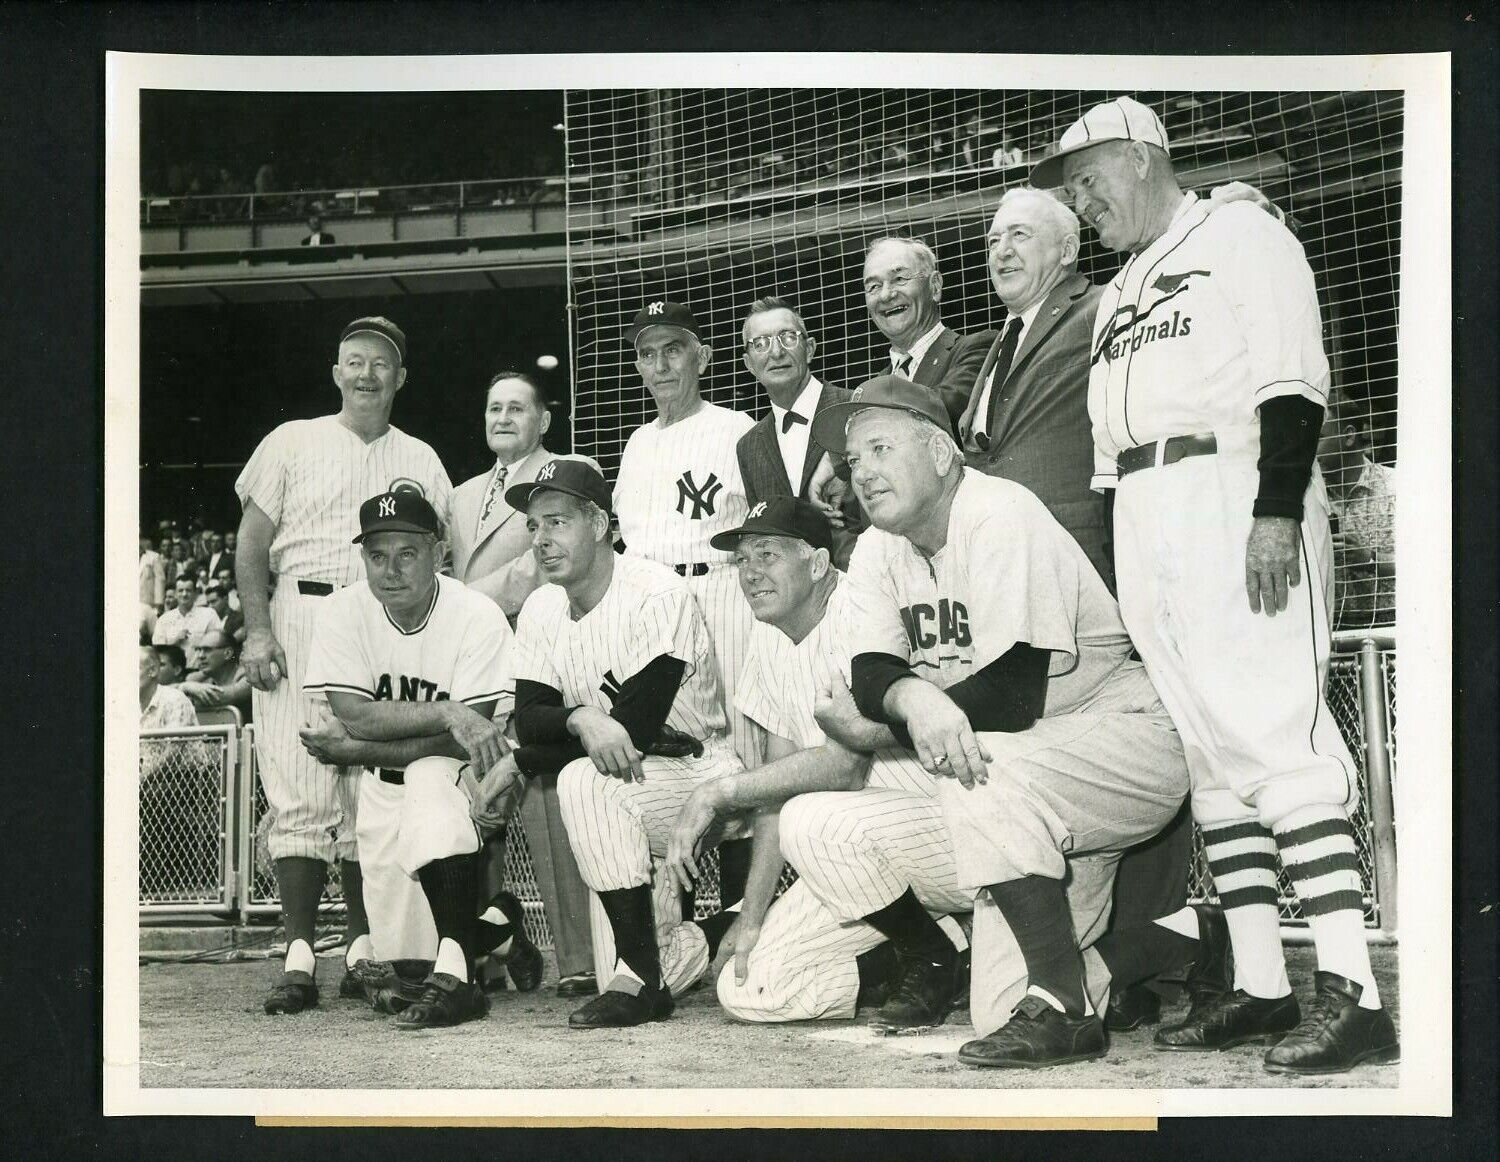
[1245,515,1302,617]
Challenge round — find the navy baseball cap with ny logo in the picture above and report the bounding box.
[353,489,441,543]
[627,300,702,344]
[506,456,614,515]
[711,496,834,555]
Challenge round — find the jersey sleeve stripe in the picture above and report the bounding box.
[304,681,375,698]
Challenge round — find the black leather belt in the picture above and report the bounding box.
[297,580,335,596]
[370,767,404,785]
[1116,434,1218,479]
[672,562,711,577]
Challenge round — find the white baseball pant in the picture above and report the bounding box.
[557,738,741,994]
[1111,448,1358,829]
[254,581,358,862]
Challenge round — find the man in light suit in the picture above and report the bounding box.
[862,236,996,428]
[735,296,864,571]
[450,370,596,997]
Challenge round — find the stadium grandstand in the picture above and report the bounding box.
[138,86,1400,934]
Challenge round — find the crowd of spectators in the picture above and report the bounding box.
[139,517,251,723]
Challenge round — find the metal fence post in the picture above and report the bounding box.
[1359,640,1398,934]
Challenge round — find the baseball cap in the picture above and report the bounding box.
[809,374,951,455]
[506,457,614,515]
[1028,96,1171,189]
[710,497,834,555]
[352,489,441,543]
[340,316,407,364]
[627,300,702,344]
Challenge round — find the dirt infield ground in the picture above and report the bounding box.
[138,941,1398,1092]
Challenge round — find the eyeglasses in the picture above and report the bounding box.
[745,330,806,354]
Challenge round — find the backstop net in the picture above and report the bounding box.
[563,88,1402,631]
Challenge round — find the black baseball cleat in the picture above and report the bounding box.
[1262,972,1400,1075]
[1154,988,1300,1051]
[556,971,597,999]
[338,967,365,1000]
[869,949,962,1032]
[482,890,545,993]
[1105,982,1162,1032]
[263,970,319,1015]
[350,958,429,1015]
[854,942,899,1012]
[568,980,675,1028]
[958,995,1108,1069]
[393,973,490,1030]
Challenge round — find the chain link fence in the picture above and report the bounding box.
[143,650,1397,941]
[139,726,234,910]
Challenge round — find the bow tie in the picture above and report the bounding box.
[781,410,808,434]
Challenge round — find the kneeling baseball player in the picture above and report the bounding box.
[470,459,748,1029]
[298,489,541,1029]
[812,375,1233,1068]
[664,497,974,1028]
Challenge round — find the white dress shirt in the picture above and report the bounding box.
[971,297,1045,439]
[768,376,823,493]
[888,321,946,378]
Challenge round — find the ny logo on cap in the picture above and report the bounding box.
[748,501,768,519]
[378,496,397,517]
[538,462,558,481]
[647,301,665,315]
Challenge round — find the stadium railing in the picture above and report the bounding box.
[139,634,1398,945]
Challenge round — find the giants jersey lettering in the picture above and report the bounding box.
[736,584,934,797]
[1088,194,1331,489]
[845,470,1134,717]
[236,415,453,585]
[614,402,754,566]
[512,554,727,739]
[303,574,514,762]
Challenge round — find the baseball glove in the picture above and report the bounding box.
[349,958,431,1015]
[643,723,704,760]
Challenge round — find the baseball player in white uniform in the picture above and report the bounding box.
[470,459,746,1029]
[808,374,1207,1069]
[298,489,535,1028]
[1040,96,1397,1073]
[662,497,972,1028]
[236,316,452,1015]
[614,300,762,774]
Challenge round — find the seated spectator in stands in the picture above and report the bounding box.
[302,211,336,246]
[204,580,244,640]
[140,532,166,611]
[153,576,222,649]
[153,644,188,688]
[180,629,253,720]
[166,540,193,590]
[991,135,1024,169]
[140,644,197,732]
[1319,401,1396,628]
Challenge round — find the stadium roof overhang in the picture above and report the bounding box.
[140,237,567,307]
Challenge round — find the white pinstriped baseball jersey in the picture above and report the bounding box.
[236,415,453,586]
[302,573,514,745]
[512,554,727,741]
[736,583,933,798]
[1088,193,1331,488]
[844,469,1134,717]
[613,402,754,567]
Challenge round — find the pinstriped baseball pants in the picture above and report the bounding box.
[252,582,359,863]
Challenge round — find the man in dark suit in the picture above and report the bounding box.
[862,236,995,427]
[301,212,336,246]
[735,296,864,570]
[202,530,236,585]
[957,188,1113,590]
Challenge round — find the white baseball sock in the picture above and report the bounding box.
[285,938,316,978]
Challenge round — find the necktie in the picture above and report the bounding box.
[476,463,508,536]
[895,353,913,378]
[983,316,1025,442]
[781,410,808,434]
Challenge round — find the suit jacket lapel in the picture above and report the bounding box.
[473,448,543,551]
[1007,273,1089,380]
[798,380,840,495]
[744,417,788,499]
[912,327,956,385]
